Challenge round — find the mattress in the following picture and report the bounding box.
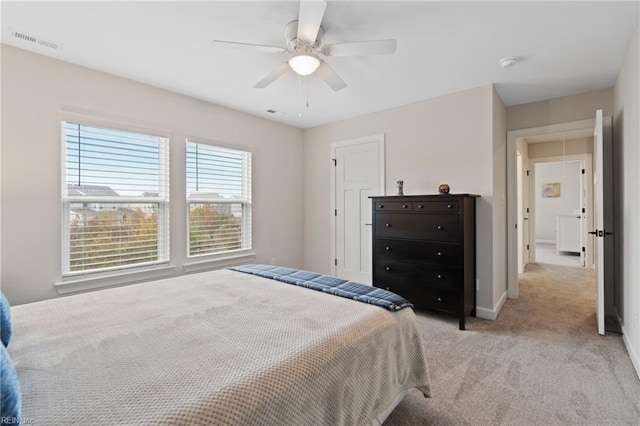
[9,268,430,425]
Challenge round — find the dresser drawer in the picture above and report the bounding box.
[374,201,412,212]
[376,213,459,242]
[375,259,460,291]
[375,238,460,267]
[413,200,458,212]
[419,288,459,314]
[375,283,458,314]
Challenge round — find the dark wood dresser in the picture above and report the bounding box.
[370,194,479,330]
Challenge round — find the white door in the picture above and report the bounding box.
[593,110,605,335]
[333,136,384,284]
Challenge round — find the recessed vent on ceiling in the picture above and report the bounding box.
[11,30,62,51]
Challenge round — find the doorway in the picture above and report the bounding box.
[507,114,615,335]
[530,157,591,269]
[507,118,596,298]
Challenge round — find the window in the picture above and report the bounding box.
[186,141,252,257]
[62,122,169,275]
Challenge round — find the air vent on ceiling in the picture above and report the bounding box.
[11,30,62,51]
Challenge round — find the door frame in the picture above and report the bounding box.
[330,134,385,276]
[507,118,594,298]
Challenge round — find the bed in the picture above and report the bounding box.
[6,265,430,425]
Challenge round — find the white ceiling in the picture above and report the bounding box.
[2,1,638,129]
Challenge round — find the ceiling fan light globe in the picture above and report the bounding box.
[288,53,321,76]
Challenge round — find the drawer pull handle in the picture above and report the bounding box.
[385,266,391,271]
[437,251,443,256]
[437,225,443,230]
[402,204,408,208]
[417,204,423,209]
[437,274,443,279]
[385,246,391,251]
[379,205,384,209]
[385,223,391,227]
[437,297,443,302]
[447,204,452,209]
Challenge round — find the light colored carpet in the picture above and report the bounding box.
[384,262,640,425]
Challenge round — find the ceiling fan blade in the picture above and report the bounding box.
[253,63,290,89]
[210,40,287,54]
[316,61,347,91]
[321,39,397,57]
[297,0,327,44]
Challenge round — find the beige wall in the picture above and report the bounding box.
[1,45,305,305]
[303,85,507,318]
[527,137,593,159]
[613,27,640,375]
[507,89,613,131]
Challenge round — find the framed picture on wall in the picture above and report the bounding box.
[542,182,561,197]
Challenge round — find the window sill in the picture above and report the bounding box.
[55,264,176,295]
[183,251,256,273]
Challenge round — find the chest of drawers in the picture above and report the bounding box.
[370,194,478,330]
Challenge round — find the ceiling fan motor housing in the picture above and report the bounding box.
[285,20,324,51]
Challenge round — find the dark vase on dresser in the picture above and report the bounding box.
[370,194,479,330]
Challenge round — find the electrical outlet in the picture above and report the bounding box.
[476,279,480,291]
[270,258,276,265]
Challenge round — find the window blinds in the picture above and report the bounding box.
[186,142,252,256]
[62,122,170,274]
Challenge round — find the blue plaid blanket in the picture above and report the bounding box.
[228,264,413,312]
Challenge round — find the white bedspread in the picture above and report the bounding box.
[9,268,430,425]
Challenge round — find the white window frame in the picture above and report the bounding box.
[185,139,253,261]
[59,118,171,282]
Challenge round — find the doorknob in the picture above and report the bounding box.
[588,230,598,235]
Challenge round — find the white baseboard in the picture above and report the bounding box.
[476,291,508,320]
[536,239,556,245]
[617,311,640,380]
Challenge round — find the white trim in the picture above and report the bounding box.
[330,134,385,276]
[59,107,172,139]
[507,118,595,299]
[619,320,640,380]
[55,264,176,294]
[186,135,253,154]
[535,239,556,245]
[183,251,256,273]
[476,290,508,320]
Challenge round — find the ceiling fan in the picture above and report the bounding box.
[210,0,397,91]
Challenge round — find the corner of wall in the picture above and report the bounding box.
[476,290,508,320]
